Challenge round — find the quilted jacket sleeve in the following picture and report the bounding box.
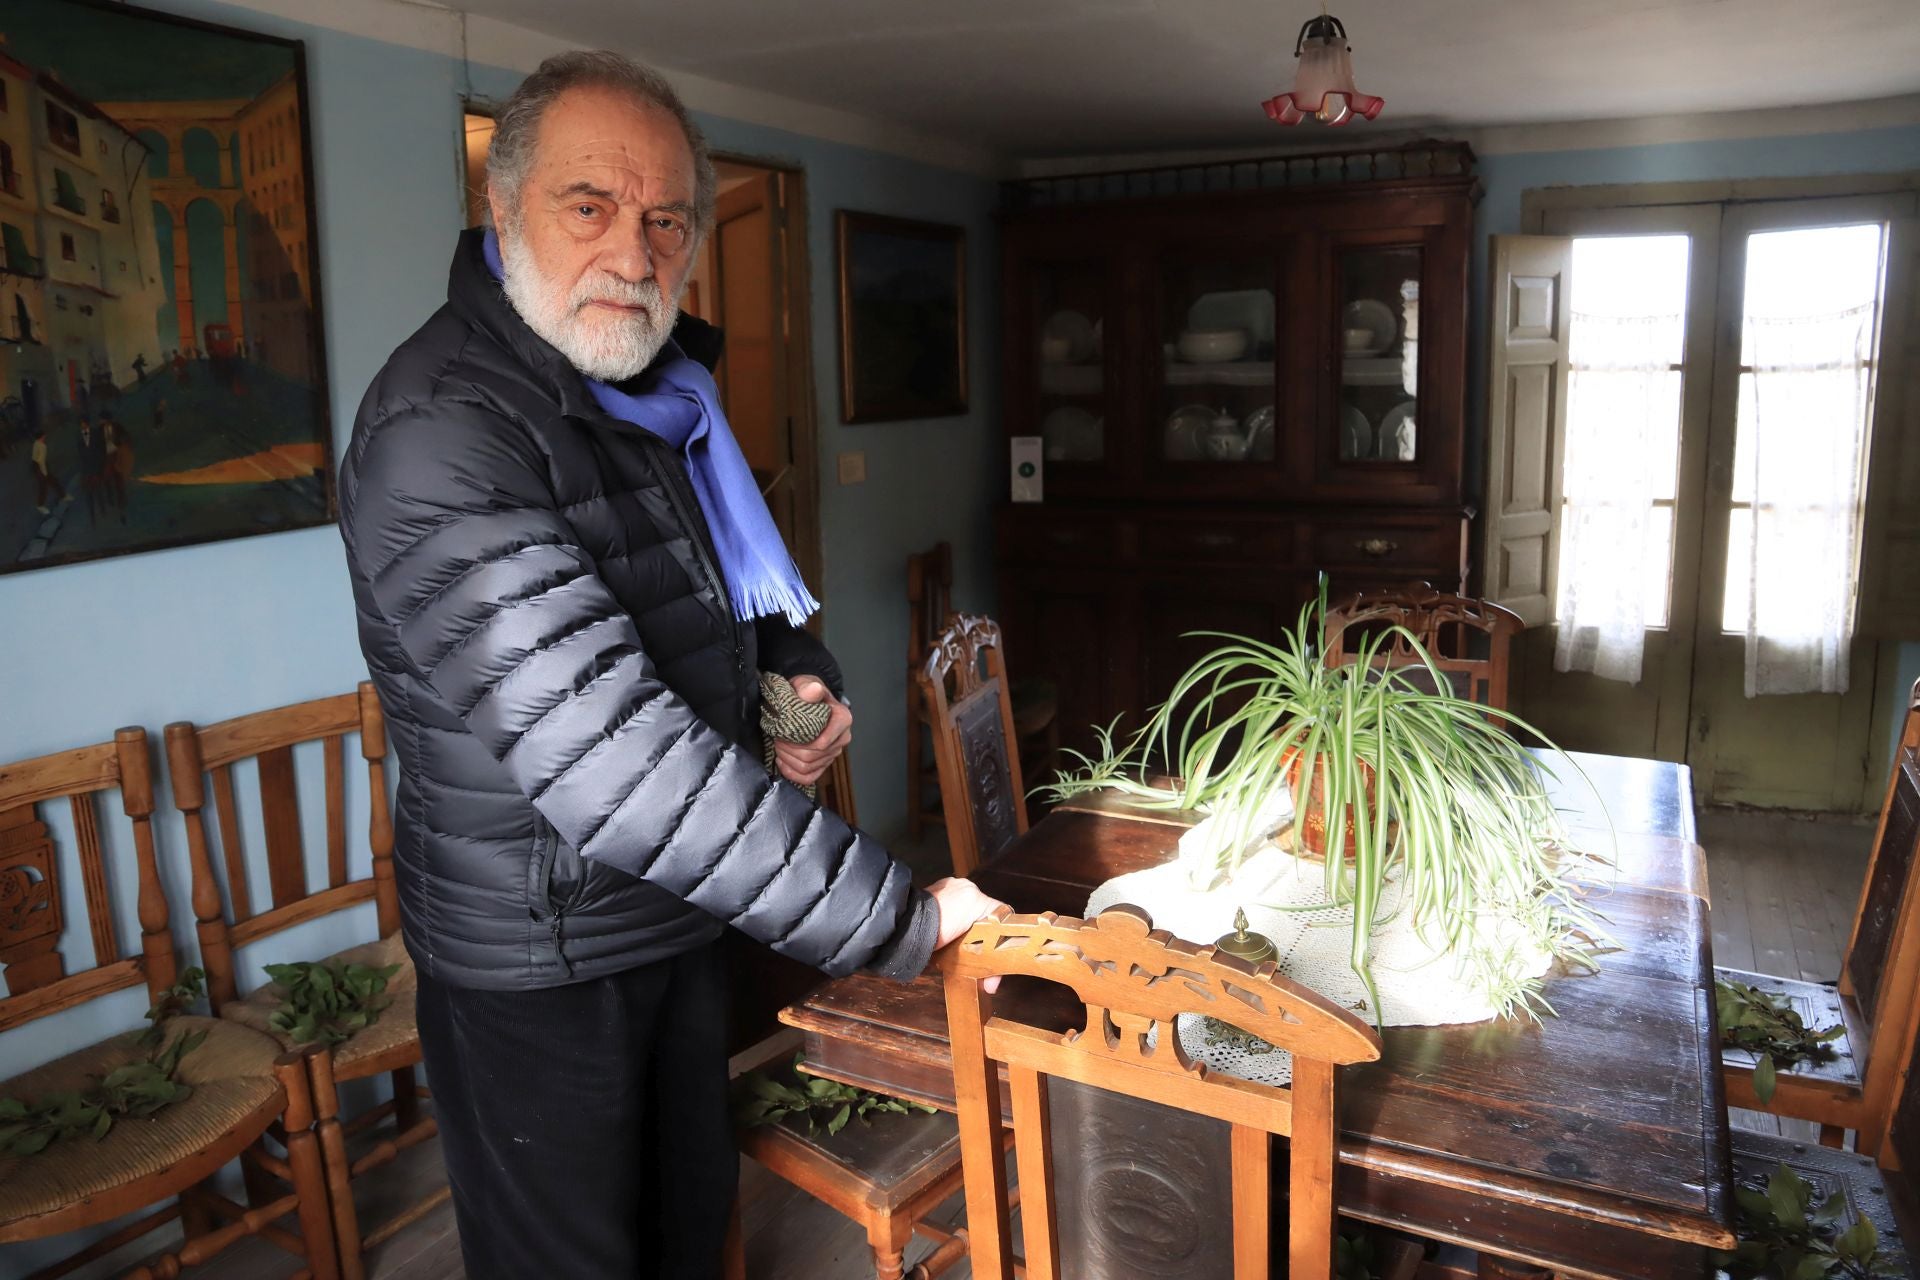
[755,615,845,700]
[344,401,915,977]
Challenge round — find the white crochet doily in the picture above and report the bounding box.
[1083,801,1555,1088]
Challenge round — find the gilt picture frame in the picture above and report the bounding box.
[0,0,335,575]
[835,210,967,424]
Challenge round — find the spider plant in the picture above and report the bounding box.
[1044,582,1609,1021]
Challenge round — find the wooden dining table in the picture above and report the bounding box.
[782,751,1735,1279]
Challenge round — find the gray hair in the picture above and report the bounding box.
[485,50,716,236]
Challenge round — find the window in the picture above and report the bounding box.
[0,79,10,113]
[60,232,75,262]
[1487,183,1914,693]
[51,168,84,216]
[0,140,15,197]
[44,101,81,156]
[1722,223,1886,639]
[1554,235,1690,630]
[2,221,38,276]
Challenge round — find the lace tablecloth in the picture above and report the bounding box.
[1083,801,1556,1086]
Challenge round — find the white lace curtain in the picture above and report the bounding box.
[1736,300,1877,696]
[1554,308,1669,684]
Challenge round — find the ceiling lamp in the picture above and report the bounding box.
[1262,11,1384,126]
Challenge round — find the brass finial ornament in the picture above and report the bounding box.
[1213,908,1277,965]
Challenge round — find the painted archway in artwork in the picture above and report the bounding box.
[185,198,227,334]
[151,202,178,353]
[138,130,170,179]
[182,128,223,190]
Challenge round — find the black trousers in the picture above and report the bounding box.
[414,945,738,1279]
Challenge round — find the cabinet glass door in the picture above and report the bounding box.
[1156,256,1278,468]
[1033,260,1110,466]
[1335,246,1422,464]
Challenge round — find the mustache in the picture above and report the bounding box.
[571,274,666,315]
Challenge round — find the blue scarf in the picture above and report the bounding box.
[484,230,818,626]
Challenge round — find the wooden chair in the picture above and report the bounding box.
[164,684,440,1280]
[1716,679,1920,1154]
[1322,586,1523,712]
[0,728,337,1280]
[908,545,1057,843]
[730,759,985,1280]
[941,904,1384,1279]
[916,614,1029,878]
[907,542,956,841]
[1710,961,1920,1279]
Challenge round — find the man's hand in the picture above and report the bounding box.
[773,674,852,787]
[927,876,1012,993]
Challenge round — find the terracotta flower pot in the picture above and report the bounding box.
[1280,747,1374,863]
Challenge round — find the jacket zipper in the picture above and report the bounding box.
[531,818,574,977]
[650,441,748,679]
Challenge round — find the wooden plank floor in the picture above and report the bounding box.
[53,805,1872,1279]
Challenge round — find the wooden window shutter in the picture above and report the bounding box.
[1859,216,1920,639]
[1481,235,1573,627]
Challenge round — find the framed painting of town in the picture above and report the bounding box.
[0,0,333,575]
[836,211,967,423]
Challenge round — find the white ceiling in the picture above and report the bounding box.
[454,0,1920,161]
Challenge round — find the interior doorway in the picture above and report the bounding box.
[458,112,825,611]
[683,158,824,599]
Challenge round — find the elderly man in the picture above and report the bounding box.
[339,51,1005,1279]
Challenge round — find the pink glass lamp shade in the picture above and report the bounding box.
[1262,13,1384,126]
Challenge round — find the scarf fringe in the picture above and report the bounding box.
[737,578,821,629]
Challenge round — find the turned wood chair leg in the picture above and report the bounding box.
[869,1212,916,1280]
[279,1049,343,1280]
[177,1181,215,1239]
[306,1046,366,1280]
[391,1063,421,1133]
[1819,1123,1847,1149]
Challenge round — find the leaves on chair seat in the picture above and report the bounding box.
[736,1054,937,1137]
[1716,978,1845,1105]
[265,959,402,1047]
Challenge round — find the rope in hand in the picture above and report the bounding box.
[758,671,833,800]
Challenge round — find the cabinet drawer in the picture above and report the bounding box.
[998,510,1133,564]
[1310,522,1460,571]
[1140,520,1292,565]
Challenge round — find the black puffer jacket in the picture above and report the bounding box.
[339,229,930,990]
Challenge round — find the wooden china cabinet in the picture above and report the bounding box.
[995,142,1480,759]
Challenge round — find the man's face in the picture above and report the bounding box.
[490,85,699,381]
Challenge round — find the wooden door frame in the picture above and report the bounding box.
[712,153,826,626]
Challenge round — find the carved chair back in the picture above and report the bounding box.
[941,905,1383,1280]
[1322,586,1523,712]
[163,683,396,1009]
[916,614,1026,877]
[0,728,172,1033]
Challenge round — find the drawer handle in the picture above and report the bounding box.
[1190,533,1238,549]
[1356,538,1399,558]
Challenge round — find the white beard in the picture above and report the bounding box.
[497,227,678,381]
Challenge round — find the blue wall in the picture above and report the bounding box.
[1463,122,1920,772]
[0,4,998,1268]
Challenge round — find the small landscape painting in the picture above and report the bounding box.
[0,0,333,575]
